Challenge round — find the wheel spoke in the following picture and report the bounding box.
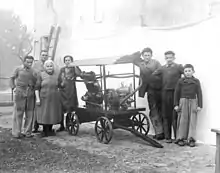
[141,117,146,123]
[139,125,142,133]
[96,125,103,130]
[142,127,148,134]
[133,116,138,122]
[100,119,105,128]
[136,126,140,132]
[97,130,102,135]
[104,132,109,141]
[100,132,104,141]
[138,113,141,121]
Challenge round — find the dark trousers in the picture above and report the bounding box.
[147,89,163,135]
[162,90,178,139]
[34,120,39,130]
[60,114,64,127]
[42,124,53,134]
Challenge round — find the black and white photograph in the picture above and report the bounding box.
[0,0,219,172]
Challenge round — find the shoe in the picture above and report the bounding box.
[12,133,25,139]
[174,139,180,144]
[12,135,21,139]
[32,129,40,133]
[25,134,34,138]
[48,131,56,136]
[156,133,165,140]
[40,132,48,138]
[189,141,195,147]
[20,133,26,137]
[177,140,186,146]
[187,138,196,147]
[165,139,172,143]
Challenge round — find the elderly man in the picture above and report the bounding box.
[32,50,48,133]
[133,47,164,140]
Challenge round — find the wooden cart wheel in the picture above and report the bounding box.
[95,116,113,144]
[131,112,150,135]
[68,112,79,136]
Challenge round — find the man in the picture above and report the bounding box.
[133,47,164,140]
[11,55,37,138]
[32,50,48,133]
[153,51,183,143]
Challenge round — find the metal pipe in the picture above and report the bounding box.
[133,64,136,108]
[102,65,107,110]
[99,65,103,92]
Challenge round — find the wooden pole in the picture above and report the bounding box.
[211,128,220,173]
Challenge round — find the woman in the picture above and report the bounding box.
[35,60,62,137]
[57,55,82,131]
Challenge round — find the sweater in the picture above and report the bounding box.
[153,63,183,90]
[133,56,162,97]
[174,77,203,108]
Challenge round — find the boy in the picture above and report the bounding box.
[174,64,202,147]
[153,51,183,143]
[10,55,37,138]
[133,47,164,140]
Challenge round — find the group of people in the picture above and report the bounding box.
[10,47,203,148]
[133,48,203,147]
[10,51,81,138]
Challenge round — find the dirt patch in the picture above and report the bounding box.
[0,128,129,173]
[0,113,216,173]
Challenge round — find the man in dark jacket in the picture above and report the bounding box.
[133,48,164,140]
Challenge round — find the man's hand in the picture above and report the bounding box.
[12,88,16,93]
[174,106,180,112]
[197,107,202,112]
[36,99,40,106]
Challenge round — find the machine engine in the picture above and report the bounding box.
[106,83,134,111]
[81,71,103,109]
[81,72,134,111]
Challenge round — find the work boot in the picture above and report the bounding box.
[32,121,40,133]
[165,138,172,143]
[154,133,165,140]
[177,139,186,146]
[32,129,39,133]
[187,138,196,147]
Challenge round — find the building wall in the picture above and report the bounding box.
[33,0,219,144]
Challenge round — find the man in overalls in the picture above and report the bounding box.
[10,55,37,138]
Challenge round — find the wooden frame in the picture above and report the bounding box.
[211,128,220,173]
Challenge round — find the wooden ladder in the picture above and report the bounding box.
[44,25,61,61]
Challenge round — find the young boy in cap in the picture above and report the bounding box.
[174,64,202,147]
[153,51,183,143]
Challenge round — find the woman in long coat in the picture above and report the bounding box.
[57,55,82,131]
[35,59,62,137]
